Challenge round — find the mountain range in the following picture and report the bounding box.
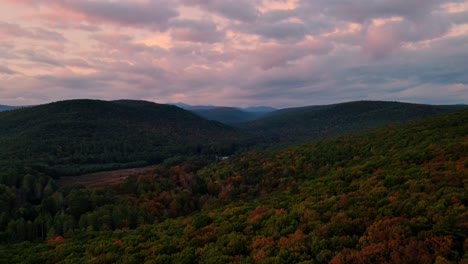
[1,100,464,179]
[238,100,466,143]
[0,100,466,263]
[172,102,276,113]
[0,100,464,177]
[0,99,243,177]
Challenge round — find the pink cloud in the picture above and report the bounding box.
[0,21,65,42]
[1,0,467,107]
[4,0,178,30]
[250,39,332,69]
[181,0,259,22]
[363,22,402,58]
[362,16,451,58]
[170,19,225,43]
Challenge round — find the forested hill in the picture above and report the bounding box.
[0,99,243,177]
[1,105,466,263]
[240,100,466,143]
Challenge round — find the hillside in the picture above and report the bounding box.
[240,101,466,143]
[0,99,243,177]
[1,108,466,263]
[193,107,269,124]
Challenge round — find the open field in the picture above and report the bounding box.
[57,166,157,189]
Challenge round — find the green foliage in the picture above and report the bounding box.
[240,100,466,144]
[0,99,244,178]
[0,104,466,263]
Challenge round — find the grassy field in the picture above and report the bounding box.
[57,166,157,189]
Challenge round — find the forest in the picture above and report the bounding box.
[0,100,466,263]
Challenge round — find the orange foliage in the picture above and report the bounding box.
[277,230,306,252]
[253,250,268,261]
[47,236,64,245]
[359,217,409,246]
[275,208,287,217]
[252,236,275,250]
[450,195,460,205]
[301,209,321,222]
[248,208,270,223]
[338,194,348,209]
[336,236,453,264]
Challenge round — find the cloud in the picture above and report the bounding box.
[18,49,63,66]
[170,19,225,43]
[362,15,452,58]
[0,66,16,75]
[251,21,308,40]
[300,0,440,23]
[181,0,259,22]
[0,0,467,107]
[0,21,66,42]
[394,83,468,104]
[65,0,178,30]
[249,38,332,69]
[4,0,178,30]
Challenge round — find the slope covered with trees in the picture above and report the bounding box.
[240,100,466,144]
[0,99,247,244]
[0,99,243,178]
[1,107,466,263]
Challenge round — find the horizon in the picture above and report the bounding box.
[1,1,467,108]
[1,98,466,110]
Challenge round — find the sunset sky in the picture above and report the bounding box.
[1,0,467,107]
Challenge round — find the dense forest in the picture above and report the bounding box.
[0,102,466,263]
[239,100,466,143]
[0,99,244,178]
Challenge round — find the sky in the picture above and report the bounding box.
[0,0,467,108]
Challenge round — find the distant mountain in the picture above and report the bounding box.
[172,102,218,111]
[173,102,277,114]
[173,103,276,124]
[192,107,270,124]
[0,105,21,112]
[239,101,467,143]
[0,99,244,177]
[243,106,277,113]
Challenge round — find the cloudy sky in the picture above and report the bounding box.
[1,0,467,107]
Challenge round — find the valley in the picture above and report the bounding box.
[0,100,466,263]
[3,1,467,262]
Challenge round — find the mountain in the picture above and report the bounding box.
[1,107,466,263]
[0,105,21,112]
[243,106,277,113]
[174,103,277,124]
[192,107,270,124]
[174,102,276,114]
[172,102,218,111]
[240,100,467,143]
[0,99,244,177]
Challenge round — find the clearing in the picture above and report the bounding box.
[57,166,156,189]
